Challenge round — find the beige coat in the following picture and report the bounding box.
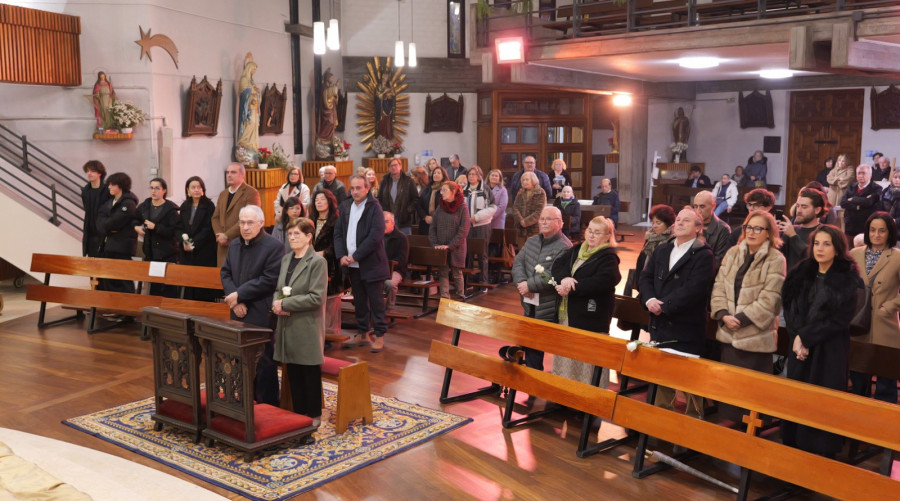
[211,182,261,266]
[710,240,785,352]
[850,246,900,349]
[826,165,855,208]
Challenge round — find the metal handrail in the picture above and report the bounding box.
[0,122,84,236]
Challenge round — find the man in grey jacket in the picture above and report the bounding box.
[511,206,573,371]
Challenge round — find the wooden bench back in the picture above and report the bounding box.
[408,246,447,268]
[31,253,223,289]
[429,299,900,499]
[465,237,486,256]
[407,234,431,248]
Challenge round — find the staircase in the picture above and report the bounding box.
[0,122,87,287]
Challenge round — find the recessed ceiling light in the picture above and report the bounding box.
[759,69,794,79]
[678,57,720,69]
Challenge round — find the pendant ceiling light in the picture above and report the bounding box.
[313,21,326,55]
[327,19,340,51]
[408,0,416,67]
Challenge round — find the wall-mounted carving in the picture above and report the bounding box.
[738,90,774,129]
[870,85,900,130]
[259,83,287,135]
[183,76,222,137]
[135,26,179,68]
[424,93,464,133]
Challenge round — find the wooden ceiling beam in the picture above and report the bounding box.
[832,21,900,73]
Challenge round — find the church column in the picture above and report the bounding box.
[619,95,649,225]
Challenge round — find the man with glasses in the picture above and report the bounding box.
[729,188,775,246]
[692,191,731,269]
[220,205,283,406]
[509,155,552,202]
[639,207,714,420]
[511,206,572,373]
[314,165,348,203]
[212,162,261,266]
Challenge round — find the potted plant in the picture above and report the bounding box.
[391,141,405,158]
[372,136,393,158]
[257,147,272,168]
[110,101,147,134]
[332,137,350,160]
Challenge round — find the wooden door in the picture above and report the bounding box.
[786,89,864,210]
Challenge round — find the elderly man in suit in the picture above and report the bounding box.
[639,207,714,419]
[220,205,283,406]
[212,163,261,266]
[334,174,391,353]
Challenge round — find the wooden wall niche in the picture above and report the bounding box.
[424,93,464,133]
[259,84,287,135]
[183,76,222,137]
[0,4,81,86]
[739,90,774,128]
[870,85,900,130]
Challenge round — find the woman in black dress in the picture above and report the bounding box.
[179,176,218,301]
[308,189,344,338]
[781,224,863,457]
[134,177,180,297]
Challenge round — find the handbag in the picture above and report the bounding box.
[849,271,879,336]
[501,243,516,268]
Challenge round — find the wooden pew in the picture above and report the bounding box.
[397,246,447,318]
[429,299,900,500]
[27,253,229,333]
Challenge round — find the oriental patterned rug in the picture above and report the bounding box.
[64,381,470,501]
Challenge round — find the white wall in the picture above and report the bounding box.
[343,0,452,59]
[0,0,299,205]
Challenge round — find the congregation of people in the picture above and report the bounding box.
[79,149,899,456]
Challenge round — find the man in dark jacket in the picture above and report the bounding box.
[81,160,110,257]
[840,163,881,238]
[693,190,732,269]
[334,174,391,352]
[592,178,621,227]
[509,155,553,202]
[221,205,283,406]
[511,206,572,371]
[314,165,348,203]
[447,154,468,181]
[683,165,711,188]
[639,207,714,418]
[377,158,419,234]
[383,211,409,311]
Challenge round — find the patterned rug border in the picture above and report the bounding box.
[63,383,471,501]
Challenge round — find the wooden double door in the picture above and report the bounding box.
[786,89,864,209]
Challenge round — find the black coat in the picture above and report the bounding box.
[638,238,715,355]
[683,174,712,188]
[840,182,882,236]
[781,257,862,455]
[334,194,390,282]
[313,214,344,296]
[220,232,283,328]
[96,192,139,256]
[179,198,217,267]
[553,198,582,238]
[377,172,419,227]
[385,228,409,277]
[81,181,110,256]
[135,198,180,262]
[551,246,620,332]
[416,186,441,235]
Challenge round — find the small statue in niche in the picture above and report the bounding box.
[672,107,691,161]
[375,72,396,140]
[610,119,620,154]
[315,68,341,159]
[235,52,261,163]
[92,71,117,132]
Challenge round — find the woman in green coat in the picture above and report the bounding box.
[272,217,328,426]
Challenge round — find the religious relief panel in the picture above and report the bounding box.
[424,93,464,133]
[356,57,410,152]
[259,83,286,135]
[738,90,774,129]
[183,75,222,137]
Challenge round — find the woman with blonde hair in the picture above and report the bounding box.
[364,168,380,197]
[711,210,785,423]
[548,158,571,198]
[511,171,547,246]
[826,154,855,208]
[550,216,621,386]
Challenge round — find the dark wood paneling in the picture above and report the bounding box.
[342,56,482,94]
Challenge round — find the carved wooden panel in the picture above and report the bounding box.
[183,76,222,137]
[870,85,900,130]
[424,93,464,133]
[259,83,287,135]
[0,4,81,86]
[738,90,774,128]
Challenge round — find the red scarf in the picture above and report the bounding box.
[439,191,463,213]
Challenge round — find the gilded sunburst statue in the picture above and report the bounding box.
[356,57,409,152]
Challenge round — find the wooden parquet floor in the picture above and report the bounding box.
[0,231,838,500]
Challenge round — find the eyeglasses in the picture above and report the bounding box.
[287,231,304,239]
[743,225,768,234]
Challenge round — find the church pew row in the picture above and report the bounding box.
[428,299,900,500]
[27,253,229,333]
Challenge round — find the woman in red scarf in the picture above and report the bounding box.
[429,181,470,299]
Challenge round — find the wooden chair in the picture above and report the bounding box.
[462,237,494,294]
[398,246,447,317]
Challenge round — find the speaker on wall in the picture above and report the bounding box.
[763,136,781,154]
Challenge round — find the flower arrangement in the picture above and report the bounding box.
[372,135,393,156]
[669,142,689,154]
[392,141,405,155]
[257,147,272,163]
[258,144,289,168]
[332,137,350,158]
[534,264,558,287]
[110,101,147,128]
